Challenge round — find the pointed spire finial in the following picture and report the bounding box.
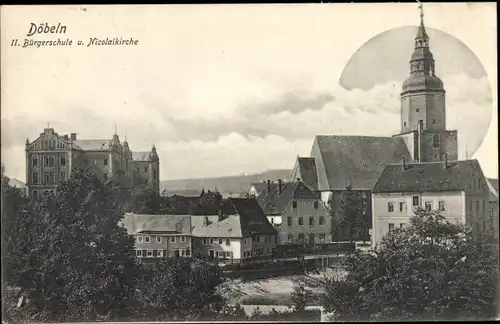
[114,124,117,135]
[419,2,424,23]
[125,132,127,142]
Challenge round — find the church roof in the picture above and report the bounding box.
[257,180,319,215]
[373,160,484,193]
[311,135,412,191]
[73,139,111,151]
[132,151,150,161]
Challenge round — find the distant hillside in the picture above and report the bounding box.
[161,169,292,195]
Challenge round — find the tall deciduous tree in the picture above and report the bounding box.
[337,185,366,242]
[4,168,138,322]
[321,209,500,321]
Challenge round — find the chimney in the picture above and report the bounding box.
[70,133,77,141]
[278,179,283,194]
[267,180,271,192]
[443,153,448,169]
[401,157,406,171]
[63,134,69,141]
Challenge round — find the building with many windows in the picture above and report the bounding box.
[371,159,492,247]
[25,127,160,198]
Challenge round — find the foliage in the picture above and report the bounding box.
[3,168,138,322]
[336,185,367,242]
[132,258,227,321]
[130,185,163,214]
[189,190,223,215]
[290,282,312,312]
[321,209,500,321]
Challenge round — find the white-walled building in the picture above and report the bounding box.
[371,159,492,247]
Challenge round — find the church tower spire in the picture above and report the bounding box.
[395,3,458,163]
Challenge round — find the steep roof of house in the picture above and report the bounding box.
[73,139,111,151]
[373,160,483,193]
[257,180,319,215]
[311,135,412,190]
[191,215,243,238]
[132,151,150,161]
[226,198,278,236]
[295,157,319,190]
[249,182,268,194]
[120,213,192,235]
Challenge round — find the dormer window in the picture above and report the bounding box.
[292,200,297,209]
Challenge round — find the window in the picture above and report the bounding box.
[412,196,419,206]
[144,166,148,173]
[432,119,436,124]
[469,201,472,212]
[309,216,314,226]
[287,234,293,244]
[44,156,49,166]
[60,156,66,165]
[186,249,191,257]
[136,167,140,173]
[476,201,480,213]
[217,251,224,258]
[432,134,440,148]
[104,158,108,166]
[388,202,394,212]
[319,234,326,243]
[144,236,152,243]
[156,236,162,243]
[439,201,445,211]
[270,218,274,224]
[425,201,432,211]
[136,250,142,257]
[256,236,260,243]
[49,156,55,166]
[202,238,208,245]
[32,172,39,184]
[181,249,186,257]
[210,238,214,244]
[146,250,153,257]
[292,200,297,209]
[44,172,50,184]
[264,235,268,243]
[137,236,143,243]
[388,223,395,231]
[60,171,66,181]
[319,216,325,225]
[32,156,38,166]
[157,250,164,258]
[489,209,494,217]
[32,190,39,199]
[181,236,186,243]
[400,223,405,228]
[225,251,232,258]
[104,173,108,180]
[298,217,304,226]
[308,234,315,244]
[404,122,407,127]
[170,237,176,243]
[399,202,405,212]
[314,201,319,209]
[287,217,292,227]
[416,108,420,112]
[217,238,222,244]
[226,238,230,246]
[298,234,305,242]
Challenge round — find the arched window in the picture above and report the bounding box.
[44,190,50,197]
[32,190,39,199]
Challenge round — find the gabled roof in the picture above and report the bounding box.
[311,135,412,190]
[73,139,111,151]
[120,213,192,235]
[249,182,268,195]
[225,198,277,236]
[191,215,243,238]
[257,180,319,215]
[132,151,150,161]
[294,157,318,190]
[373,160,484,193]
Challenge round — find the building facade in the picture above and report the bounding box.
[254,179,332,245]
[25,128,160,198]
[121,213,193,259]
[371,159,491,247]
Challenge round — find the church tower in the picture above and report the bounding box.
[397,4,458,162]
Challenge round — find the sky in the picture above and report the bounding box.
[1,3,497,181]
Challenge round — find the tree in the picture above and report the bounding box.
[3,168,139,322]
[133,258,226,321]
[336,185,366,242]
[321,209,500,321]
[189,190,223,215]
[130,185,162,214]
[290,282,311,312]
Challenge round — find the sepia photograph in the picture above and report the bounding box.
[1,3,498,322]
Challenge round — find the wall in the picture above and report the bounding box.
[193,237,242,260]
[464,173,491,236]
[425,93,446,131]
[250,234,277,257]
[134,233,192,258]
[279,198,332,245]
[393,131,417,162]
[371,191,465,247]
[444,130,458,161]
[400,92,445,133]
